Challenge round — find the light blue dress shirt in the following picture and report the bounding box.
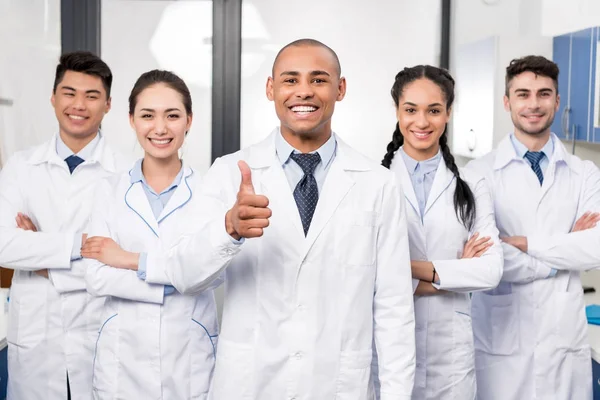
[56,132,101,261]
[398,147,442,218]
[510,134,557,278]
[509,134,554,176]
[133,158,183,296]
[275,130,337,193]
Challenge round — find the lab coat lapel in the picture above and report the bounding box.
[390,154,420,217]
[124,181,160,237]
[157,166,194,224]
[300,139,360,261]
[540,135,569,202]
[246,131,305,239]
[423,161,454,217]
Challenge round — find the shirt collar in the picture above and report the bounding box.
[398,147,441,176]
[510,133,554,160]
[56,131,101,161]
[130,158,184,195]
[275,129,337,168]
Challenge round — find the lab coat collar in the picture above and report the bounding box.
[26,132,119,173]
[125,162,194,235]
[246,128,372,172]
[389,150,420,217]
[493,132,572,171]
[423,157,455,216]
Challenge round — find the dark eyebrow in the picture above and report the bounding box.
[310,70,331,77]
[402,102,444,108]
[279,70,332,77]
[514,88,530,93]
[139,108,182,113]
[60,86,101,95]
[538,88,554,93]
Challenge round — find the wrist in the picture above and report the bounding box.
[225,210,241,241]
[124,252,140,271]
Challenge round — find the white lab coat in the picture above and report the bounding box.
[85,165,220,400]
[467,133,600,400]
[388,153,503,400]
[146,130,416,400]
[0,134,129,400]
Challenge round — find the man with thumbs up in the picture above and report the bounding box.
[146,38,415,399]
[225,160,272,240]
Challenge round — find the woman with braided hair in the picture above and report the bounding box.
[379,65,503,399]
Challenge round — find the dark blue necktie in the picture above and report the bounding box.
[290,152,321,236]
[65,155,84,174]
[524,151,544,185]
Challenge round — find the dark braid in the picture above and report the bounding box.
[381,122,404,169]
[439,128,476,230]
[381,65,476,230]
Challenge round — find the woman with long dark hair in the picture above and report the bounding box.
[380,65,503,399]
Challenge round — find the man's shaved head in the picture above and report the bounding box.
[272,38,341,78]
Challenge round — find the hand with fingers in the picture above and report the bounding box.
[225,160,272,240]
[81,237,139,270]
[572,211,600,232]
[462,232,493,258]
[15,213,48,278]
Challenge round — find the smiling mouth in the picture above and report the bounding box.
[290,105,318,115]
[148,138,173,145]
[67,114,88,120]
[412,131,432,139]
[524,114,544,120]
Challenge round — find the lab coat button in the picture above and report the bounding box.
[294,352,302,359]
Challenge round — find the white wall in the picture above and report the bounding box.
[101,0,213,174]
[0,0,61,164]
[240,0,441,163]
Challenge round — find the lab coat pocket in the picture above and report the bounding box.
[334,211,378,267]
[92,313,119,397]
[209,339,254,399]
[190,318,218,398]
[7,282,48,349]
[335,349,372,399]
[554,292,587,350]
[471,292,518,355]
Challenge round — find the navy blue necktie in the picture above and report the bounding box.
[290,152,321,236]
[524,151,545,185]
[65,155,84,174]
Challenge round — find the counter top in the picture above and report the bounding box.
[585,290,600,363]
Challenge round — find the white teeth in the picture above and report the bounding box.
[150,138,172,145]
[69,115,85,120]
[291,105,317,113]
[413,131,430,138]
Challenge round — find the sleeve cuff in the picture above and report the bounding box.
[412,278,419,294]
[70,232,82,261]
[532,257,554,280]
[164,285,176,295]
[137,253,148,280]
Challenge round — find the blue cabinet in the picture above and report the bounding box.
[552,27,597,143]
[552,33,572,140]
[594,358,600,399]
